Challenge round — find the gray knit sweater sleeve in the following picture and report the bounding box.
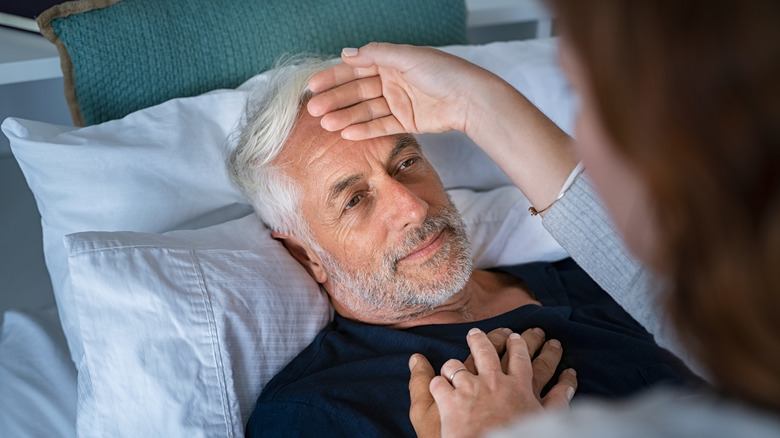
[541,174,702,375]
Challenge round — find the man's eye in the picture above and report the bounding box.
[399,157,417,170]
[345,194,363,211]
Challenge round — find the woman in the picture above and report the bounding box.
[306,1,780,436]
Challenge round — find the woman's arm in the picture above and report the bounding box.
[543,175,706,377]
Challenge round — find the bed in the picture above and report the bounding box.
[0,1,577,436]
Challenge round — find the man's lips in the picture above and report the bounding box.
[399,229,445,263]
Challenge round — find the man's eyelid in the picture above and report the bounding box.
[344,193,363,211]
[341,188,372,214]
[393,153,422,173]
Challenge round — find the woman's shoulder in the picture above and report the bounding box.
[490,389,780,438]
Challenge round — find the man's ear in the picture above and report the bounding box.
[271,231,328,284]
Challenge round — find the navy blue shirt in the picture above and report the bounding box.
[248,259,700,437]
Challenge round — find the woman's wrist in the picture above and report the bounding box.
[463,76,580,212]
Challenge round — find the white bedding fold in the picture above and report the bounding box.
[0,305,76,437]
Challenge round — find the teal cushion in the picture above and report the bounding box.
[38,0,467,126]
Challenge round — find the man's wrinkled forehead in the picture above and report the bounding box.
[323,134,420,205]
[277,108,420,177]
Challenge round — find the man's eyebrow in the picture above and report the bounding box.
[326,135,421,207]
[388,134,421,162]
[328,174,362,206]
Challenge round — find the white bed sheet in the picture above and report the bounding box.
[0,305,76,437]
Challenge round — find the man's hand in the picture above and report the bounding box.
[408,327,577,438]
[408,327,515,438]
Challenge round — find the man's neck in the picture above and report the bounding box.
[334,270,541,329]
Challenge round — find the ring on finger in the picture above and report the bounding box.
[447,367,469,384]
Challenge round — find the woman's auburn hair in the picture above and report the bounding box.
[549,0,780,411]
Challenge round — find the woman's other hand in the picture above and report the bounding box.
[408,327,577,438]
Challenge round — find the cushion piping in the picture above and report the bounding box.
[37,0,125,126]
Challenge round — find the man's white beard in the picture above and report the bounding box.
[316,201,473,321]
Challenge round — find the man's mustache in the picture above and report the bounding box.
[384,207,459,272]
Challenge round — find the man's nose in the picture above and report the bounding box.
[381,179,428,232]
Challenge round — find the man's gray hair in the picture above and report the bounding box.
[227,57,337,240]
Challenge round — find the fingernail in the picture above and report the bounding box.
[409,354,418,371]
[566,386,575,401]
[566,368,577,377]
[532,327,545,337]
[501,328,513,335]
[342,47,358,57]
[468,327,482,336]
[509,332,521,340]
[548,339,561,349]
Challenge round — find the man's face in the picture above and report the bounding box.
[273,110,472,324]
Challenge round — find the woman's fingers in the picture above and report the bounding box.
[307,42,423,112]
[541,368,578,410]
[319,97,392,132]
[308,62,379,95]
[504,332,534,378]
[439,358,472,387]
[493,327,541,373]
[340,116,406,141]
[308,75,383,117]
[464,327,512,373]
[421,328,575,438]
[338,42,424,71]
[466,328,504,376]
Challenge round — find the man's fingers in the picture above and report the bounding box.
[487,327,511,374]
[530,339,563,397]
[541,368,578,410]
[409,354,436,417]
[520,327,546,356]
[409,354,444,438]
[486,327,512,355]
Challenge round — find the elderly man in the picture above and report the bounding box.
[228,60,699,437]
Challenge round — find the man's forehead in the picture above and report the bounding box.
[322,134,421,204]
[279,111,418,173]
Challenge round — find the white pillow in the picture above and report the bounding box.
[66,214,331,437]
[452,185,570,269]
[3,89,254,365]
